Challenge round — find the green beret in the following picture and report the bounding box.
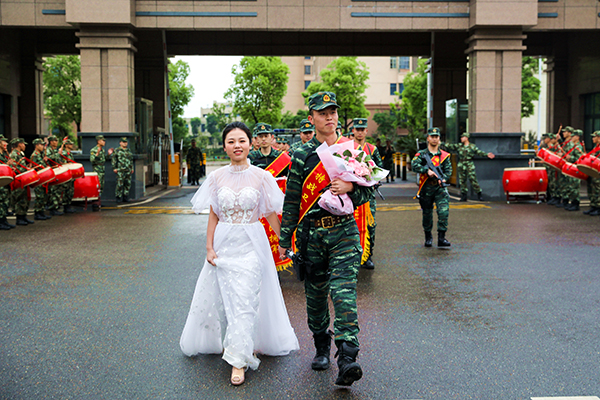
[308,92,339,111]
[120,137,128,142]
[562,126,574,133]
[32,138,45,145]
[95,135,105,141]
[299,119,314,133]
[253,123,272,136]
[572,129,583,137]
[353,118,368,129]
[427,127,441,136]
[48,135,58,142]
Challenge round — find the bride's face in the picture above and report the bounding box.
[224,128,251,162]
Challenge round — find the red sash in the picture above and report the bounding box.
[266,151,291,177]
[416,149,450,197]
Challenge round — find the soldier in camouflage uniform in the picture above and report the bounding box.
[248,123,288,177]
[45,136,64,216]
[443,132,495,201]
[279,92,373,387]
[583,131,600,216]
[9,138,34,226]
[0,135,15,230]
[352,118,383,270]
[561,130,584,211]
[90,135,106,211]
[30,138,51,220]
[542,133,560,205]
[412,128,453,247]
[289,119,314,156]
[553,126,573,208]
[112,137,134,203]
[186,139,203,185]
[61,139,76,213]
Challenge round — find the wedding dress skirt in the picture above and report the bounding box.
[180,163,299,370]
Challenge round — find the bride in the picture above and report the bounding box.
[180,121,299,386]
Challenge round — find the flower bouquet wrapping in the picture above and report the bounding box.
[316,140,389,215]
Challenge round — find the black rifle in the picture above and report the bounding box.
[373,182,385,200]
[422,151,449,189]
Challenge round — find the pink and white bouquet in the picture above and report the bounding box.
[316,140,388,215]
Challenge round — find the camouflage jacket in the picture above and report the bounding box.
[248,147,288,177]
[563,141,584,163]
[0,150,9,164]
[411,147,453,195]
[111,147,133,172]
[289,141,303,155]
[90,145,106,168]
[30,149,48,168]
[443,142,487,162]
[186,147,203,166]
[60,149,72,164]
[45,146,62,166]
[279,136,374,249]
[10,149,28,173]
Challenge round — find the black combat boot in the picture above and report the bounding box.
[583,207,595,215]
[122,195,130,203]
[589,208,600,216]
[566,200,579,211]
[0,217,11,230]
[361,256,374,270]
[63,205,75,214]
[115,196,122,204]
[34,211,47,221]
[2,217,15,229]
[334,342,362,386]
[477,192,484,201]
[424,231,433,247]
[311,330,332,371]
[460,193,468,202]
[547,197,558,206]
[49,208,64,216]
[438,231,451,247]
[16,215,28,226]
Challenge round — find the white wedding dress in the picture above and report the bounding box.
[180,161,299,370]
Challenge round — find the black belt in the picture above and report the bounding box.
[311,214,353,229]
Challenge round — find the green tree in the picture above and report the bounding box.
[303,57,370,131]
[277,109,309,129]
[190,117,202,135]
[43,55,81,140]
[204,102,233,145]
[225,56,289,125]
[522,56,542,118]
[372,110,397,138]
[168,59,195,144]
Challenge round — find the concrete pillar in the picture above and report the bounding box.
[545,56,570,135]
[466,28,525,134]
[135,30,166,132]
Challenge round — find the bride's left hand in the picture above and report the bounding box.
[206,248,218,266]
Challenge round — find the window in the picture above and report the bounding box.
[390,83,397,96]
[399,57,410,70]
[305,56,311,60]
[398,83,405,98]
[584,92,600,150]
[304,80,311,90]
[304,65,311,75]
[390,57,397,69]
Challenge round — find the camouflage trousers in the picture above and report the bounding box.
[419,185,450,232]
[10,187,28,216]
[189,164,202,183]
[561,175,580,202]
[63,180,74,206]
[545,165,558,198]
[367,199,377,258]
[93,166,105,194]
[297,218,362,347]
[0,186,9,218]
[458,161,481,194]
[588,177,600,207]
[115,171,131,198]
[47,184,63,211]
[34,185,48,212]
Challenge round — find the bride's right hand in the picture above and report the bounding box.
[206,249,218,266]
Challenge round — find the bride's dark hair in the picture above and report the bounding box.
[222,121,252,145]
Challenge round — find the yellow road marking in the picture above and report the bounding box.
[377,203,491,212]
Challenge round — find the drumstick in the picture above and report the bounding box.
[23,157,44,170]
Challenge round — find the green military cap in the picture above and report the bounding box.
[308,91,339,111]
[32,138,45,145]
[427,127,441,136]
[562,126,574,133]
[95,135,105,141]
[460,132,470,138]
[0,135,7,142]
[281,138,289,145]
[547,132,556,139]
[120,137,128,142]
[253,123,272,136]
[299,119,314,133]
[572,129,583,137]
[48,135,58,142]
[353,118,368,129]
[10,138,26,145]
[592,131,600,138]
[64,139,74,145]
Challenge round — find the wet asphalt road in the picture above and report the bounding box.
[1,176,599,400]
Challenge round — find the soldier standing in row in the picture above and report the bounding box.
[186,139,203,185]
[540,133,557,204]
[248,123,288,177]
[0,135,15,230]
[90,135,106,211]
[45,135,64,216]
[583,131,600,216]
[9,138,34,226]
[553,126,573,209]
[112,137,134,203]
[61,139,76,213]
[411,128,452,247]
[443,132,495,201]
[289,119,314,155]
[352,117,383,270]
[562,130,584,211]
[31,138,51,220]
[279,92,372,387]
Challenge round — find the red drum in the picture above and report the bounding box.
[503,167,548,195]
[11,169,40,190]
[50,166,72,185]
[537,147,565,170]
[0,164,15,188]
[562,161,588,180]
[30,167,56,187]
[66,163,85,179]
[576,154,600,179]
[73,172,100,201]
[275,177,287,193]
